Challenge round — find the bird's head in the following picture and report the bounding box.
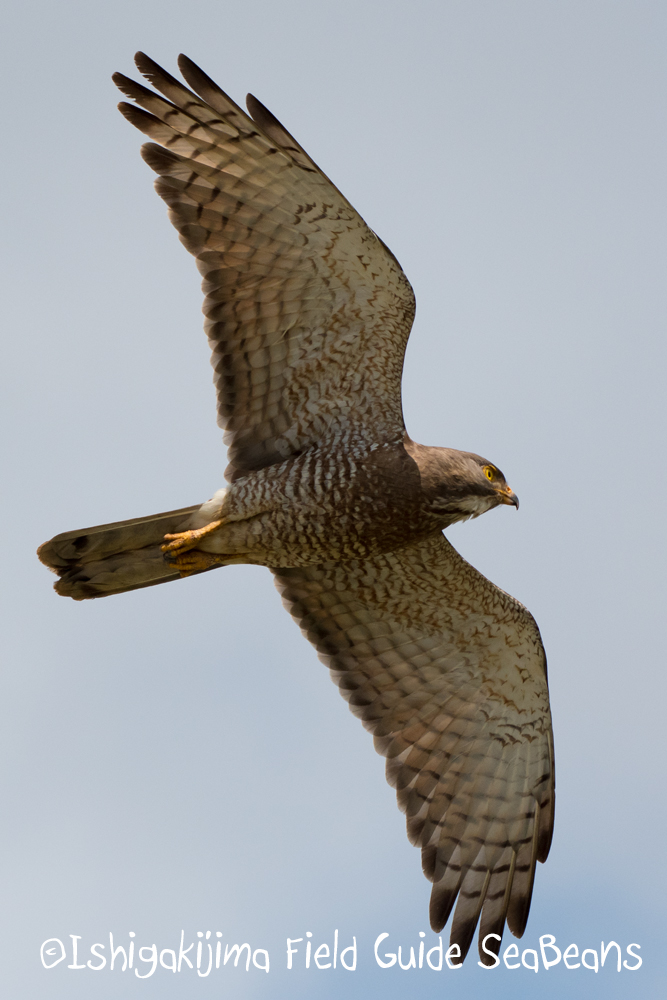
[409,444,520,525]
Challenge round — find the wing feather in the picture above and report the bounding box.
[114,54,415,481]
[273,532,554,964]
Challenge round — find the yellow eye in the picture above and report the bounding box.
[484,466,495,481]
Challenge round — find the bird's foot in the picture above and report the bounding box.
[165,549,225,577]
[162,518,225,554]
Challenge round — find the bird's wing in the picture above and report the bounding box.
[273,531,554,965]
[114,54,416,481]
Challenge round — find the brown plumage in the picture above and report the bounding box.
[37,53,554,965]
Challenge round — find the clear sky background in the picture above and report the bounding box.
[1,1,665,996]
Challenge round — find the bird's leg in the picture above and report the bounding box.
[165,549,227,577]
[161,518,226,555]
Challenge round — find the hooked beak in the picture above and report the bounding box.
[499,487,519,510]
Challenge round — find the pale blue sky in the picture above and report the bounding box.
[1,1,665,996]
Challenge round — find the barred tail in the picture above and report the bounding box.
[38,492,227,600]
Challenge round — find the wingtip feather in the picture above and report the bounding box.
[177,53,224,100]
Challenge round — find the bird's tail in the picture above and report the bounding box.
[38,491,227,600]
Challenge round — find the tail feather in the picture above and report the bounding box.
[38,504,208,600]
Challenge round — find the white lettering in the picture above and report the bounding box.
[582,948,598,972]
[177,931,194,971]
[563,943,580,969]
[503,943,520,969]
[478,933,501,969]
[398,945,416,970]
[445,943,462,969]
[539,934,561,970]
[314,943,331,969]
[624,944,642,970]
[600,941,621,972]
[40,938,66,969]
[197,942,213,977]
[286,937,302,969]
[252,948,270,973]
[67,935,86,970]
[224,942,251,971]
[196,933,212,978]
[135,944,158,978]
[522,948,539,972]
[374,933,396,968]
[340,937,357,971]
[87,943,106,971]
[426,938,443,971]
[37,927,643,977]
[109,934,127,972]
[159,949,177,973]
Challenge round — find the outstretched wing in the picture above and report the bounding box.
[114,54,415,481]
[273,532,554,965]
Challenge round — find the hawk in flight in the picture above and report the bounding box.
[38,53,554,965]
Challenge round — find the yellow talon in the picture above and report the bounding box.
[166,550,224,577]
[162,518,225,554]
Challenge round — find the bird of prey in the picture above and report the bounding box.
[38,53,554,966]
